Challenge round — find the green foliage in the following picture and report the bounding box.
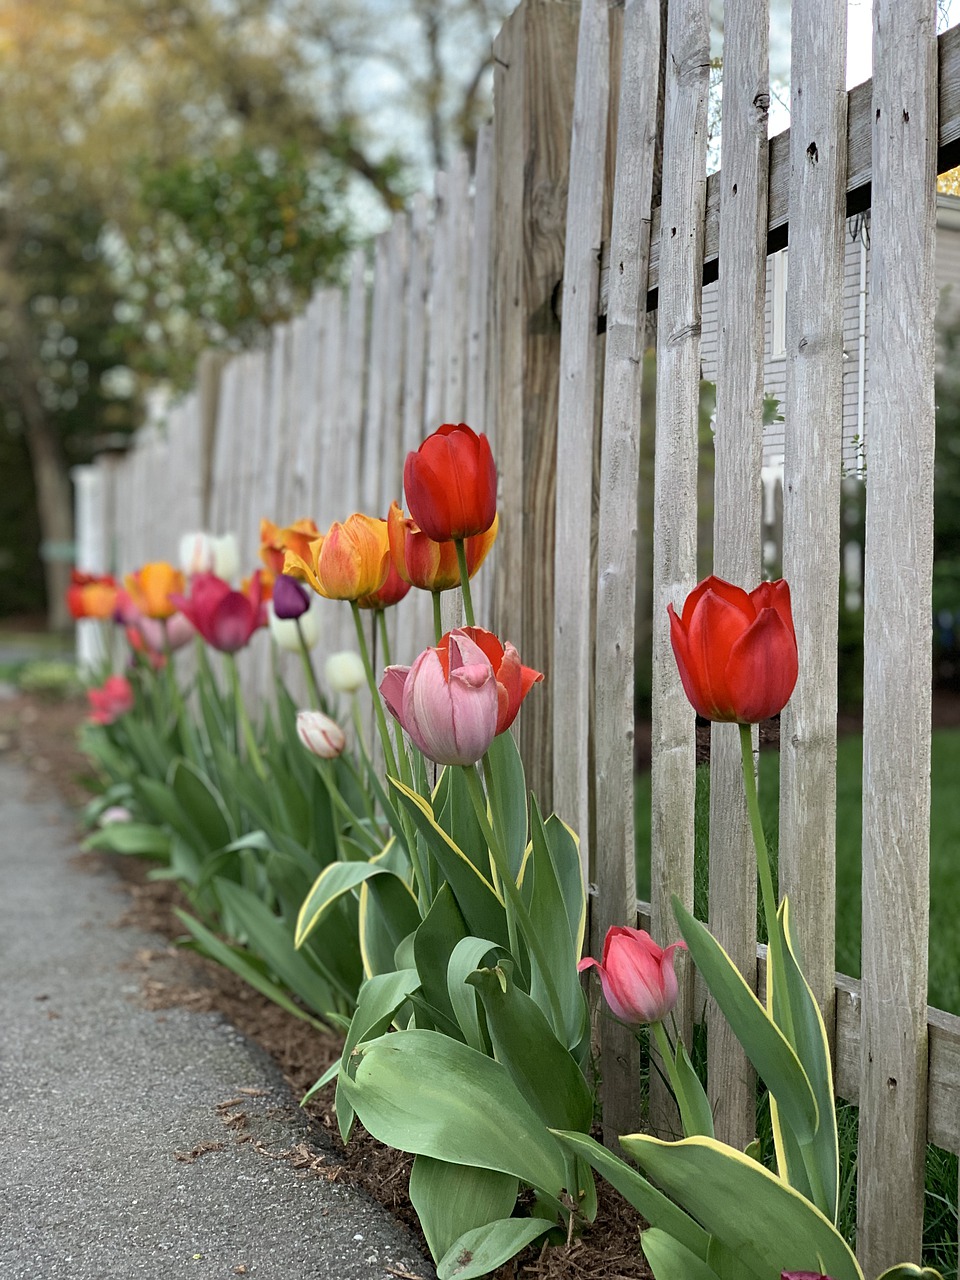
[117,144,356,386]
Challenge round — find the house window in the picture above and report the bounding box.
[771,248,788,359]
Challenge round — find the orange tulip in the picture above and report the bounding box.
[66,571,118,620]
[123,562,185,620]
[259,517,320,576]
[667,576,798,724]
[387,501,498,593]
[283,514,390,602]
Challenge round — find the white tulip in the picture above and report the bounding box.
[212,533,239,582]
[179,531,217,575]
[268,598,321,651]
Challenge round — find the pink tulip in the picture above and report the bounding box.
[171,572,265,653]
[380,630,499,766]
[87,675,135,726]
[578,926,686,1026]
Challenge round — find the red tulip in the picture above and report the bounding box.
[578,927,686,1026]
[87,675,135,726]
[171,572,266,653]
[667,576,798,724]
[437,626,542,735]
[356,555,411,610]
[403,423,497,543]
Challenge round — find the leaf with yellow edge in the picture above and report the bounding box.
[619,1134,864,1280]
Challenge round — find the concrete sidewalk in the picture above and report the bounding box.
[0,762,435,1280]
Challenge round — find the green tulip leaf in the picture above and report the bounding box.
[767,897,839,1222]
[213,878,336,1016]
[551,1130,709,1262]
[875,1267,947,1279]
[358,873,421,978]
[447,937,505,1052]
[170,757,236,850]
[339,1029,567,1194]
[437,1217,557,1280]
[325,968,420,1140]
[82,821,171,859]
[389,778,509,948]
[619,1134,864,1280]
[672,897,819,1143]
[409,1155,518,1263]
[414,884,470,1031]
[641,1229,723,1280]
[296,861,398,948]
[520,799,589,1053]
[481,731,528,880]
[673,1038,715,1139]
[467,965,593,1133]
[173,909,328,1032]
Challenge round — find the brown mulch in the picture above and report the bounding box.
[2,687,652,1280]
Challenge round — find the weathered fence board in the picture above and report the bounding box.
[778,0,848,1032]
[592,0,662,1147]
[553,0,610,882]
[707,0,770,1152]
[649,0,711,1140]
[857,0,938,1269]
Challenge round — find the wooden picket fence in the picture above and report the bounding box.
[74,0,960,1272]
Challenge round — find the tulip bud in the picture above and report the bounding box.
[325,651,366,694]
[296,710,346,759]
[272,574,311,620]
[578,927,686,1026]
[99,805,133,827]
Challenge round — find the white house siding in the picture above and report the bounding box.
[699,199,960,476]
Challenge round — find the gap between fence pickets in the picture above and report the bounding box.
[633,897,960,1156]
[591,19,960,316]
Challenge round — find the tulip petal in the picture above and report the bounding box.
[680,574,754,628]
[380,665,410,723]
[724,607,799,723]
[683,589,757,721]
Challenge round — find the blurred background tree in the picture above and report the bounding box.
[0,0,508,627]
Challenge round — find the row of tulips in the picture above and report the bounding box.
[74,422,940,1280]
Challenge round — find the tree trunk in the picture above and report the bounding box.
[20,384,75,633]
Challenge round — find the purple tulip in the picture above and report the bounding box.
[380,630,499,766]
[272,574,311,620]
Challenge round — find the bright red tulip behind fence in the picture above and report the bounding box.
[667,575,798,724]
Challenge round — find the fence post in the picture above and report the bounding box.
[492,0,580,810]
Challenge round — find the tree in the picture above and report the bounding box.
[0,0,411,624]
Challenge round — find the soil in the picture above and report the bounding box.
[0,686,652,1280]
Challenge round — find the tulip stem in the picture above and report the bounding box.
[454,540,476,627]
[651,1020,683,1115]
[738,724,796,1054]
[461,765,565,1035]
[350,602,400,781]
[296,620,324,709]
[376,608,413,790]
[226,653,267,782]
[432,591,444,644]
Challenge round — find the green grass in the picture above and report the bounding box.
[635,730,960,1275]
